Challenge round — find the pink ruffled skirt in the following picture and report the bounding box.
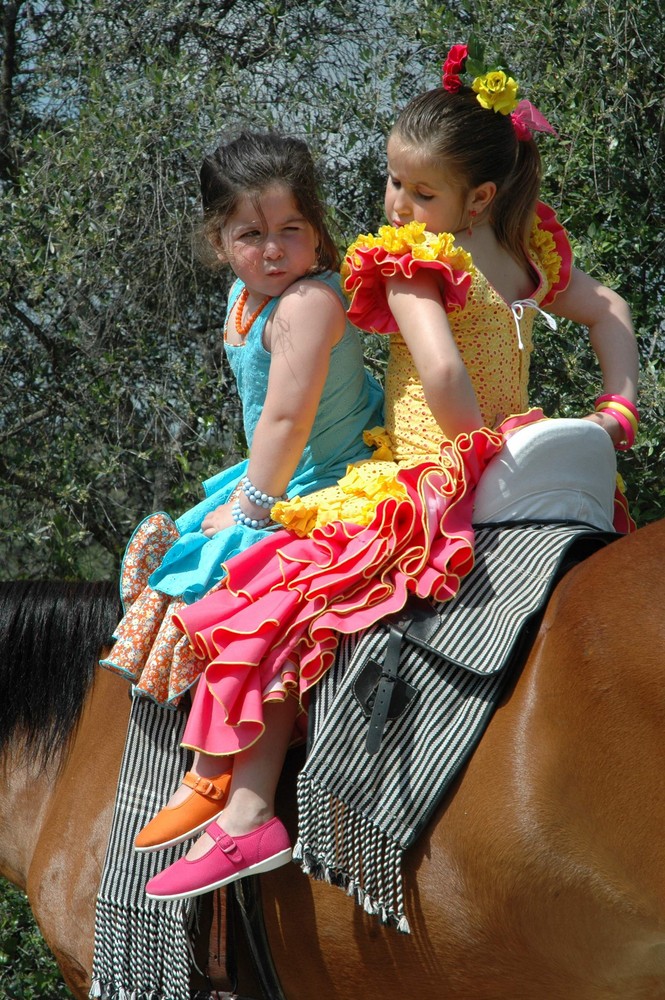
[174,428,505,756]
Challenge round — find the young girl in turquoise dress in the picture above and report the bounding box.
[143,43,639,899]
[101,130,384,843]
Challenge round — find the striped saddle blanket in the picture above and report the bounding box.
[293,520,617,932]
[90,696,204,1000]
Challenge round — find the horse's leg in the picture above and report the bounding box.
[25,668,131,999]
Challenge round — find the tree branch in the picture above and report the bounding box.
[0,1,24,181]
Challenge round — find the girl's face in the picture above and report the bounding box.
[220,182,319,299]
[384,136,469,235]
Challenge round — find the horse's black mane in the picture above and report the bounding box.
[0,579,121,764]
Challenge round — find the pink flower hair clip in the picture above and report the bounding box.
[441,37,558,142]
[510,100,559,141]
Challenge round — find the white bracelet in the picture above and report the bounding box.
[231,501,272,530]
[240,475,287,510]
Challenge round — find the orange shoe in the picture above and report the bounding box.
[134,771,231,852]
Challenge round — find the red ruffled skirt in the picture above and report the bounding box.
[174,428,505,756]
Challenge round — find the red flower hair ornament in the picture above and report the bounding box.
[442,43,468,93]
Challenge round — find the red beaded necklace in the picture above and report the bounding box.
[234,287,272,338]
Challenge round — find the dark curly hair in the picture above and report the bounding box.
[198,130,339,273]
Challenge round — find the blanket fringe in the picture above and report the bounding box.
[90,895,195,1000]
[295,773,411,934]
[90,693,200,1000]
[90,984,166,1000]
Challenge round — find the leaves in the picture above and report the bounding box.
[0,879,73,998]
[0,0,470,579]
[1,0,663,585]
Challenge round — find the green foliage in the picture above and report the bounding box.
[0,879,73,998]
[1,0,664,986]
[5,0,660,582]
[0,0,444,578]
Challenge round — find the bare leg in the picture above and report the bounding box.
[184,694,298,860]
[161,679,231,809]
[164,749,231,808]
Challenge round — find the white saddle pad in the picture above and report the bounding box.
[473,418,616,531]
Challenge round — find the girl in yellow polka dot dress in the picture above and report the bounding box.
[145,41,639,898]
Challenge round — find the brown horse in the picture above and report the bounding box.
[2,519,665,1000]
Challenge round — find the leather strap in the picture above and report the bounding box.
[230,878,288,1000]
[197,889,235,996]
[206,820,244,862]
[366,625,404,756]
[183,770,229,801]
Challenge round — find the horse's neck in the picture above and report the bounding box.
[0,667,132,999]
[0,668,130,891]
[0,747,61,887]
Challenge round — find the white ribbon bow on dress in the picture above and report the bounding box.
[511,298,558,350]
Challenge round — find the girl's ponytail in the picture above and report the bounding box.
[491,138,542,267]
[392,68,552,268]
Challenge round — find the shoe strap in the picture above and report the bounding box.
[183,770,229,801]
[207,820,243,863]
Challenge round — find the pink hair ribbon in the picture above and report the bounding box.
[511,99,559,141]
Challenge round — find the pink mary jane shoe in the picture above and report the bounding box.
[145,816,292,901]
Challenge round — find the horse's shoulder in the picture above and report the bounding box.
[544,519,663,619]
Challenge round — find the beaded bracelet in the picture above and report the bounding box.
[240,475,287,510]
[232,500,272,529]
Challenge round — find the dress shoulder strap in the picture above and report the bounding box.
[308,270,345,307]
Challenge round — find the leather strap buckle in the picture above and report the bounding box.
[183,771,227,801]
[209,825,243,863]
[362,625,418,756]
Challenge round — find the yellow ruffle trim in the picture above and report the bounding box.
[530,213,561,291]
[342,222,474,279]
[271,426,406,538]
[362,425,394,460]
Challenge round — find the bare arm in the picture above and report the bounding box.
[386,270,483,438]
[202,281,345,535]
[548,267,639,444]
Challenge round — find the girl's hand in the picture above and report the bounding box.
[201,503,235,537]
[582,410,626,448]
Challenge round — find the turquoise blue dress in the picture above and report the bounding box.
[102,270,383,704]
[146,271,384,603]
